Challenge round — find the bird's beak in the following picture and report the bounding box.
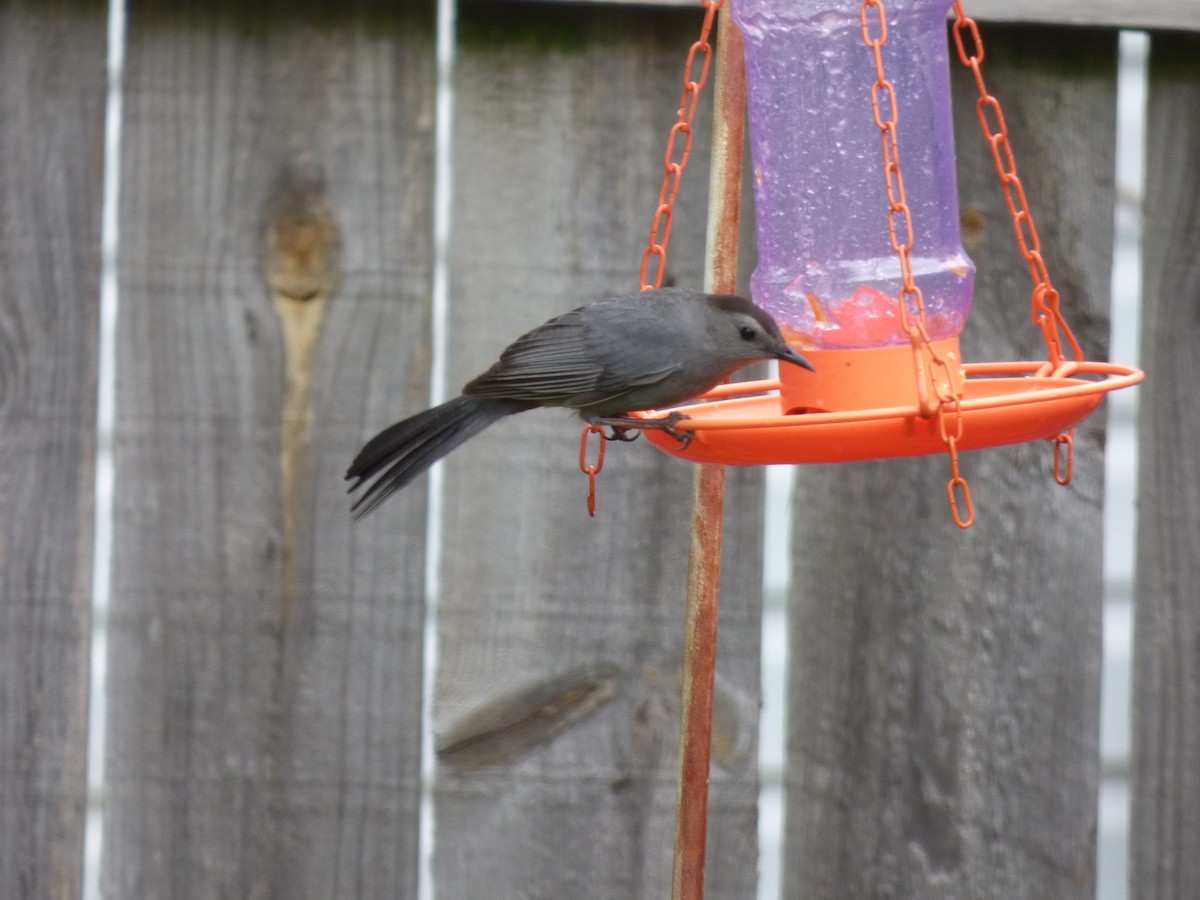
[776,345,815,372]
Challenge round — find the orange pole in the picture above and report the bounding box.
[671,6,745,899]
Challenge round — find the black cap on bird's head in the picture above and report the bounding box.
[706,294,815,372]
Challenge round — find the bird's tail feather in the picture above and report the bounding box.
[347,395,527,517]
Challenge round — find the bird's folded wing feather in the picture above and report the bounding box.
[462,317,599,401]
[462,304,684,409]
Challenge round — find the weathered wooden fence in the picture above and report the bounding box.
[1,0,1196,898]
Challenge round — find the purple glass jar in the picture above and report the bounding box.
[731,0,974,350]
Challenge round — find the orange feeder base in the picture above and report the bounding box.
[778,337,965,414]
[640,342,1142,466]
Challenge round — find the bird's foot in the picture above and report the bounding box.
[592,412,693,449]
[588,418,641,443]
[654,411,694,449]
[600,425,640,443]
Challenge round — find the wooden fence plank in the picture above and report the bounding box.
[430,6,764,897]
[517,0,1200,34]
[0,4,105,898]
[1131,31,1200,900]
[782,26,1117,899]
[103,3,435,897]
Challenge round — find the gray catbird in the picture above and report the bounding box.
[347,287,813,516]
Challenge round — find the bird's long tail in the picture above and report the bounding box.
[347,395,530,517]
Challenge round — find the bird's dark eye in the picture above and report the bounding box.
[739,325,757,341]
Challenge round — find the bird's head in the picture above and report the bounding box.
[705,294,815,372]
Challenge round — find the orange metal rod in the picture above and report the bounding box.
[672,462,727,900]
[672,5,745,900]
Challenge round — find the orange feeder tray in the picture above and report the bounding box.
[640,339,1143,466]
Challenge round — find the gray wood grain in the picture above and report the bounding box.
[431,6,764,898]
[0,4,105,898]
[103,3,435,897]
[782,26,1117,899]
[1130,32,1200,900]
[523,0,1200,33]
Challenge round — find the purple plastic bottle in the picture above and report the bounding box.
[731,0,974,351]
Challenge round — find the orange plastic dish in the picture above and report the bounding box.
[639,360,1143,466]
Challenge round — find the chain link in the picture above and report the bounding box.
[951,1,1082,486]
[1052,429,1075,486]
[579,424,607,517]
[950,1,1082,368]
[861,0,973,527]
[640,0,724,291]
[587,1,723,514]
[946,457,974,528]
[861,2,958,412]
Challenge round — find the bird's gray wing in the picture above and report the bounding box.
[573,301,698,408]
[462,312,606,403]
[463,301,683,409]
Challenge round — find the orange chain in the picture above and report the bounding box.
[861,0,973,527]
[950,2,1082,369]
[1053,430,1075,485]
[640,0,724,291]
[950,2,1081,486]
[586,0,724,514]
[579,424,607,517]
